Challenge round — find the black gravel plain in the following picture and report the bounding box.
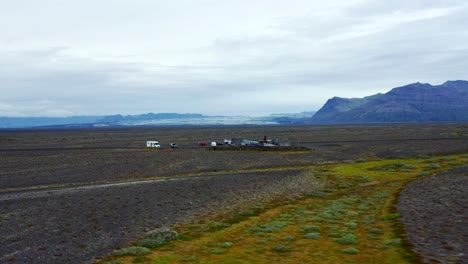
[398,167,468,264]
[1,123,467,263]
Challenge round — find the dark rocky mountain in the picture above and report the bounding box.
[311,80,468,123]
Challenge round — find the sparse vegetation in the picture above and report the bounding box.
[335,234,358,245]
[217,241,233,248]
[104,152,467,264]
[342,247,359,254]
[380,213,400,220]
[304,232,320,239]
[425,163,441,169]
[112,247,151,256]
[210,248,224,254]
[135,238,166,249]
[272,244,293,252]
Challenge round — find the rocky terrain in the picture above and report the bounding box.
[0,123,467,263]
[398,167,467,264]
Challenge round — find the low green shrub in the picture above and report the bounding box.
[342,247,359,254]
[310,216,323,222]
[238,210,255,216]
[439,156,454,161]
[369,228,384,235]
[304,232,320,239]
[385,238,401,245]
[335,234,358,245]
[425,163,441,169]
[112,247,151,256]
[272,244,292,252]
[146,227,179,242]
[368,163,416,172]
[356,204,369,211]
[279,213,293,219]
[136,238,166,249]
[341,196,361,204]
[210,248,224,254]
[282,236,296,241]
[355,175,372,182]
[344,222,358,229]
[217,241,233,248]
[212,222,231,228]
[248,221,288,233]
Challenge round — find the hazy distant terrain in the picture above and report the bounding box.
[1,80,467,128]
[0,112,316,129]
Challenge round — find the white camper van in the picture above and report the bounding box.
[146,141,161,148]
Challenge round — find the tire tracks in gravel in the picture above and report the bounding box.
[0,166,312,202]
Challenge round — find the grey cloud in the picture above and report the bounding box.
[1,1,467,117]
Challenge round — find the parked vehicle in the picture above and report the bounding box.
[170,143,177,148]
[198,141,207,147]
[146,141,161,148]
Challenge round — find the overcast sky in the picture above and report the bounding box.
[1,0,467,117]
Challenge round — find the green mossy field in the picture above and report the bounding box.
[105,153,467,264]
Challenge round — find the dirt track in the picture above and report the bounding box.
[1,123,467,263]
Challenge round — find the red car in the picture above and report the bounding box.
[198,141,207,147]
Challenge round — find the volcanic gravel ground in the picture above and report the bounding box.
[398,167,468,264]
[1,124,467,263]
[0,169,317,263]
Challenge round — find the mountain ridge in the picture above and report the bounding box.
[311,80,468,123]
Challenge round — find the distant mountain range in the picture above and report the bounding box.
[1,80,466,128]
[0,112,316,129]
[310,80,468,123]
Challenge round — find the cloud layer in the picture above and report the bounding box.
[1,0,467,117]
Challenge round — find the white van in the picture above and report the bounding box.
[146,141,161,148]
